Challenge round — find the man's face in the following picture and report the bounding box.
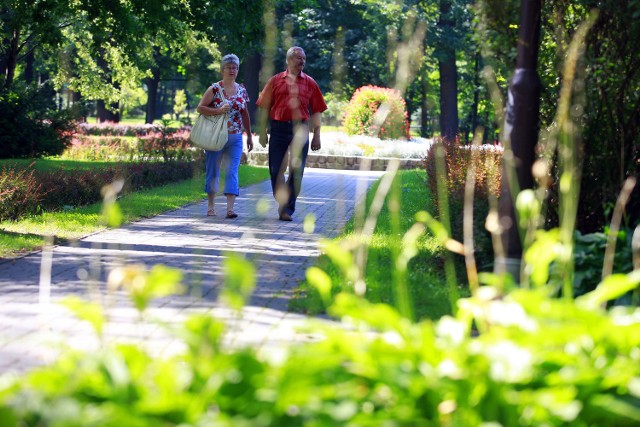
[287,50,306,73]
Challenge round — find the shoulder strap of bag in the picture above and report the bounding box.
[209,82,221,107]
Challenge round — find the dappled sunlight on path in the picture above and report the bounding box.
[0,168,384,373]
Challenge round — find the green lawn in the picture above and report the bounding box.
[291,169,463,320]
[0,164,269,258]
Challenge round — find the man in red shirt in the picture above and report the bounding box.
[256,46,328,221]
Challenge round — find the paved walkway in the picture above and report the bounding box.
[0,168,385,374]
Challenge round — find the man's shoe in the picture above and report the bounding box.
[279,212,293,221]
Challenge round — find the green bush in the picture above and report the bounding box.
[424,137,503,270]
[322,92,349,127]
[0,84,79,159]
[342,85,410,140]
[567,229,634,298]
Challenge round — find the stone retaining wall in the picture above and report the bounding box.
[245,152,423,171]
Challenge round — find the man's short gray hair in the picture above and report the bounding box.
[286,46,305,60]
[220,54,239,71]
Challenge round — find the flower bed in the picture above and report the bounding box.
[247,131,430,170]
[251,131,431,160]
[63,130,198,162]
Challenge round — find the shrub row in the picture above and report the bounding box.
[424,138,503,270]
[77,122,185,137]
[65,131,199,162]
[0,160,203,222]
[137,130,197,162]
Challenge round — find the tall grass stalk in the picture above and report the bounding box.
[433,142,461,313]
[387,161,414,320]
[603,177,636,279]
[356,160,399,296]
[540,12,598,298]
[462,128,484,292]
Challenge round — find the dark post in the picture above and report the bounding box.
[495,0,542,279]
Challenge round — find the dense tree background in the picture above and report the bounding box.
[2,0,639,232]
[478,0,640,231]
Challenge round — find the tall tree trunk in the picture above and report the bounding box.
[159,83,168,118]
[496,0,542,277]
[145,69,160,124]
[97,100,119,122]
[469,52,481,143]
[438,0,458,142]
[438,54,458,142]
[24,48,34,84]
[71,91,86,121]
[3,28,20,90]
[243,52,261,126]
[95,52,120,122]
[420,67,430,137]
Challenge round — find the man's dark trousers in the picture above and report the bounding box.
[268,120,310,216]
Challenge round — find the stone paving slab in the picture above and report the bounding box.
[0,168,385,374]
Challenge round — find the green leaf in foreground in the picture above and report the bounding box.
[62,296,106,338]
[221,254,256,311]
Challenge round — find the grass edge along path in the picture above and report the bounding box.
[0,165,270,259]
[291,169,464,321]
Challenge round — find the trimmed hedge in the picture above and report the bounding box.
[425,137,503,270]
[0,161,203,222]
[0,165,46,221]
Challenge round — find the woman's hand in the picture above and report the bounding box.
[246,134,254,153]
[219,103,231,114]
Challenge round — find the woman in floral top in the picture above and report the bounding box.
[196,54,253,218]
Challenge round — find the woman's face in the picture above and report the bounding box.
[222,63,238,79]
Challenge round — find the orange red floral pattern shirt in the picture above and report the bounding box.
[211,81,249,133]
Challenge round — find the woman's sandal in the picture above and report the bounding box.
[207,208,216,216]
[226,210,238,219]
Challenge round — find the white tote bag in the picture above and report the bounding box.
[190,84,228,151]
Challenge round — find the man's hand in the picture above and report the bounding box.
[311,132,321,151]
